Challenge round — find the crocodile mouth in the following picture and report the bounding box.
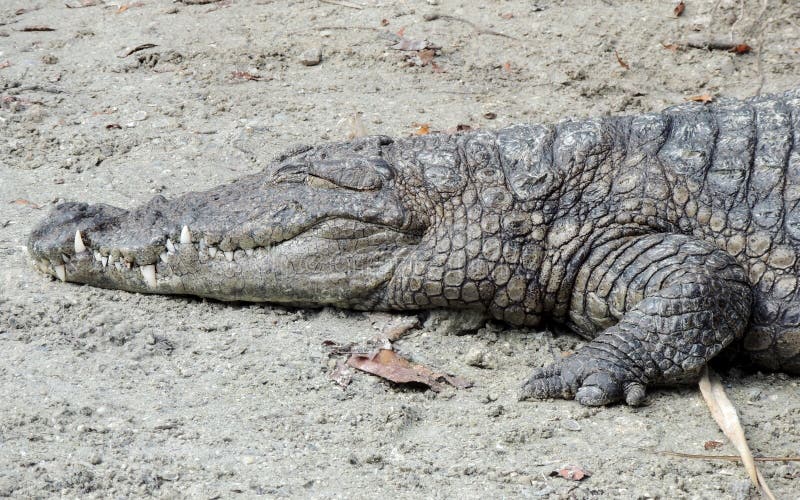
[29,206,421,307]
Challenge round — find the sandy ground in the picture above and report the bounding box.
[1,0,800,498]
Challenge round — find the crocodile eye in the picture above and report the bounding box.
[273,163,308,184]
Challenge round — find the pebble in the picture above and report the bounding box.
[242,455,256,465]
[299,47,322,66]
[561,419,581,431]
[89,454,102,465]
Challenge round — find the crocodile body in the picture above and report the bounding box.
[28,89,800,405]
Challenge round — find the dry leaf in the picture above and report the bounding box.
[347,349,472,392]
[380,315,420,341]
[0,61,10,69]
[704,440,724,450]
[674,1,685,17]
[662,42,681,52]
[20,26,56,32]
[615,50,630,70]
[396,27,405,37]
[231,71,261,81]
[483,112,497,120]
[699,366,776,499]
[687,94,714,103]
[417,48,436,65]
[550,465,591,481]
[730,43,752,54]
[380,18,389,27]
[106,123,122,129]
[412,123,431,135]
[502,61,512,73]
[11,199,42,209]
[443,123,473,134]
[500,12,514,20]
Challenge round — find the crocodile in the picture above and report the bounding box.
[28,89,800,406]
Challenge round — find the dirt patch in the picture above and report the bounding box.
[1,0,799,497]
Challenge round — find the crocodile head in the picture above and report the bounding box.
[27,136,429,308]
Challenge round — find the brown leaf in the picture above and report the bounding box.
[16,7,41,15]
[380,316,421,341]
[11,199,42,209]
[687,93,714,103]
[396,27,405,37]
[430,61,444,73]
[0,61,10,69]
[347,349,472,392]
[417,48,436,65]
[674,1,685,17]
[412,123,431,135]
[614,50,630,70]
[705,440,724,450]
[662,42,681,52]
[106,123,122,129]
[231,71,262,81]
[730,43,752,54]
[443,123,473,134]
[500,12,514,20]
[550,465,591,481]
[502,61,512,73]
[483,112,497,120]
[380,18,389,27]
[20,26,56,32]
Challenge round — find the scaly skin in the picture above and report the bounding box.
[28,89,800,405]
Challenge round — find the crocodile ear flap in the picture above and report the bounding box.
[308,157,393,191]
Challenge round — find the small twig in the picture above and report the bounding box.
[423,13,519,41]
[319,0,363,9]
[657,451,800,462]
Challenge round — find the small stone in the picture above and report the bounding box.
[299,47,322,66]
[132,110,148,121]
[465,348,487,367]
[41,54,58,64]
[89,454,102,465]
[562,419,581,431]
[242,455,256,465]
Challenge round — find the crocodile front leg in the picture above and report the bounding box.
[521,233,753,406]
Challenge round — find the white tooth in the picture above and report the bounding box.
[199,237,207,252]
[62,254,71,263]
[166,239,176,254]
[36,259,50,274]
[102,256,108,267]
[125,261,132,270]
[224,251,234,262]
[74,230,87,253]
[160,252,169,263]
[180,225,192,245]
[94,251,102,262]
[114,261,123,271]
[245,248,254,257]
[208,247,217,258]
[54,264,66,282]
[140,264,157,288]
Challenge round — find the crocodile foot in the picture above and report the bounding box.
[519,353,647,407]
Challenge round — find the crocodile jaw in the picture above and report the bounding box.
[27,171,421,308]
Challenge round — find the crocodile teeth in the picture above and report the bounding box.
[101,256,108,267]
[166,238,176,254]
[180,225,192,245]
[208,247,217,258]
[160,252,169,264]
[94,251,102,262]
[54,264,66,282]
[62,254,71,263]
[74,230,87,253]
[224,251,234,262]
[140,264,157,288]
